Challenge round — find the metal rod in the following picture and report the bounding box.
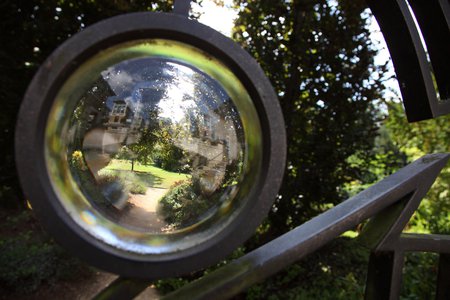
[436,253,450,300]
[159,154,449,300]
[399,233,450,253]
[366,0,450,121]
[92,277,152,300]
[364,251,404,300]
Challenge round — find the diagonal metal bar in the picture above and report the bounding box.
[160,154,449,300]
[92,277,152,300]
[359,164,442,252]
[357,194,411,250]
[359,152,450,299]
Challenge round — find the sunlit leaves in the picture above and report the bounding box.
[233,0,385,231]
[386,102,450,234]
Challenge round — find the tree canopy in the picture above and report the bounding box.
[233,0,385,233]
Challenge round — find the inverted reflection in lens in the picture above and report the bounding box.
[68,57,245,234]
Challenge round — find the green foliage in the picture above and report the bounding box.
[401,253,438,300]
[152,127,188,173]
[384,102,450,234]
[155,277,191,295]
[154,246,247,294]
[154,238,369,299]
[115,146,136,162]
[158,179,210,228]
[344,125,408,197]
[98,170,147,195]
[70,150,87,171]
[105,159,190,188]
[0,211,92,294]
[233,0,385,232]
[127,107,162,165]
[152,145,186,172]
[129,182,147,194]
[245,238,368,300]
[71,163,112,206]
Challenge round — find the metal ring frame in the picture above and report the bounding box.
[15,12,286,278]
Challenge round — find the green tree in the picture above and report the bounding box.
[126,106,162,170]
[344,125,408,197]
[152,121,187,172]
[233,0,385,234]
[385,102,450,234]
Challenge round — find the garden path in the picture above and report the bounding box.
[117,187,169,232]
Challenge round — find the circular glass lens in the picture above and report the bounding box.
[45,40,262,255]
[71,57,245,233]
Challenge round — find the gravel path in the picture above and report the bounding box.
[117,187,169,232]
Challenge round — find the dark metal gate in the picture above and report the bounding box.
[93,1,450,298]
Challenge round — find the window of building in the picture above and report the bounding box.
[112,103,126,115]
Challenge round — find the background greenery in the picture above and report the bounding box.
[0,0,448,298]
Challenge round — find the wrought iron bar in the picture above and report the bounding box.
[408,0,450,102]
[398,233,450,253]
[153,153,449,300]
[93,277,153,300]
[365,251,405,300]
[366,0,450,121]
[436,253,450,300]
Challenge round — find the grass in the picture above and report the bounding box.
[103,160,190,189]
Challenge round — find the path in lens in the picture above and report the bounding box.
[117,187,169,232]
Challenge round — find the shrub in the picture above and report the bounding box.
[152,144,187,172]
[0,182,23,209]
[128,181,147,194]
[158,180,211,228]
[0,212,92,294]
[98,170,146,195]
[401,252,438,299]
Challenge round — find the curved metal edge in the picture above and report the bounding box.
[366,0,450,122]
[15,12,286,279]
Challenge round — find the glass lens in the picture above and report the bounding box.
[70,57,244,233]
[45,40,262,254]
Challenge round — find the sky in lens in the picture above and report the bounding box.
[101,57,231,123]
